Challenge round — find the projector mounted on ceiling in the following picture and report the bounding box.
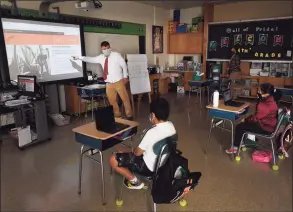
[75,0,102,11]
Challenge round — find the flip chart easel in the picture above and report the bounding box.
[127,54,151,118]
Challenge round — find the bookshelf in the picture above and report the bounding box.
[222,62,293,99]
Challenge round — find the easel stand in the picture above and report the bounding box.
[131,92,151,119]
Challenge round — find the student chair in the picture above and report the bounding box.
[114,134,186,211]
[235,109,287,171]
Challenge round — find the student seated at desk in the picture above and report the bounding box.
[226,83,279,154]
[109,98,176,189]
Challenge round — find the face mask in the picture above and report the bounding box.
[257,92,263,101]
[102,48,111,57]
[149,113,153,123]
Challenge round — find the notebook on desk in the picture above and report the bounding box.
[223,89,245,107]
[95,106,129,134]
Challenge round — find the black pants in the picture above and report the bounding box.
[234,122,270,147]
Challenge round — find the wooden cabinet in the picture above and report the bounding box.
[149,74,169,95]
[163,70,195,91]
[168,33,203,54]
[183,72,194,91]
[64,85,86,115]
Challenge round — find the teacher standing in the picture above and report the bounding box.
[73,41,133,120]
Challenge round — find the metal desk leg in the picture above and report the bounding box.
[195,87,199,103]
[78,97,81,117]
[78,145,85,194]
[205,118,215,155]
[188,86,191,104]
[103,96,107,107]
[207,86,210,104]
[98,150,106,205]
[85,102,88,118]
[91,96,94,120]
[199,87,202,108]
[78,145,106,205]
[229,120,234,150]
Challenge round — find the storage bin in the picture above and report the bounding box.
[193,75,201,81]
[168,21,178,33]
[50,114,70,126]
[242,89,251,96]
[176,24,187,33]
[159,78,169,95]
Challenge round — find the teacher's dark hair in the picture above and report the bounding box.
[101,41,110,47]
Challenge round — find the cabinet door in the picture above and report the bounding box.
[185,33,203,54]
[168,34,186,54]
[64,85,85,114]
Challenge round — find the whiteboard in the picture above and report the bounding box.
[127,54,151,95]
[84,33,139,77]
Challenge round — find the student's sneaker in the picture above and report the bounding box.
[225,146,239,154]
[225,145,246,154]
[124,178,145,190]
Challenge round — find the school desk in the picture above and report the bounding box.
[205,100,250,155]
[72,118,139,205]
[276,87,293,106]
[188,80,213,107]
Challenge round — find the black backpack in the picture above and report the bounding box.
[151,144,202,204]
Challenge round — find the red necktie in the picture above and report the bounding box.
[103,57,108,80]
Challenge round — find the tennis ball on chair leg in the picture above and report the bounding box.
[179,199,187,207]
[235,156,241,161]
[116,199,123,206]
[272,165,279,171]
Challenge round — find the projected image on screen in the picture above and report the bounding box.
[2,18,83,83]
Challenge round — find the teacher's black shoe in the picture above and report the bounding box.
[126,116,133,121]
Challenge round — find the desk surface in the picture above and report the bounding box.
[78,85,106,90]
[206,100,250,113]
[72,118,139,140]
[164,70,194,73]
[188,80,213,83]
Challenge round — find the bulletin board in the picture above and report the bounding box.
[84,33,139,76]
[207,17,293,62]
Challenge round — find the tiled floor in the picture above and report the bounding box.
[1,93,292,211]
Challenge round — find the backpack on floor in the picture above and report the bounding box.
[151,149,202,204]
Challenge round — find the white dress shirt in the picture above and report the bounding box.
[80,52,128,83]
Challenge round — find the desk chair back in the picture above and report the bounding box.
[272,109,287,138]
[115,134,177,211]
[237,108,288,170]
[152,134,178,176]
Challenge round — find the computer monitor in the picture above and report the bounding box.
[17,75,37,97]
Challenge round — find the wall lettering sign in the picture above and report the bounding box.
[207,18,292,61]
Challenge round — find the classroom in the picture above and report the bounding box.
[0,0,292,211]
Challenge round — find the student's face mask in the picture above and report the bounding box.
[257,92,263,101]
[102,48,111,57]
[149,113,153,123]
